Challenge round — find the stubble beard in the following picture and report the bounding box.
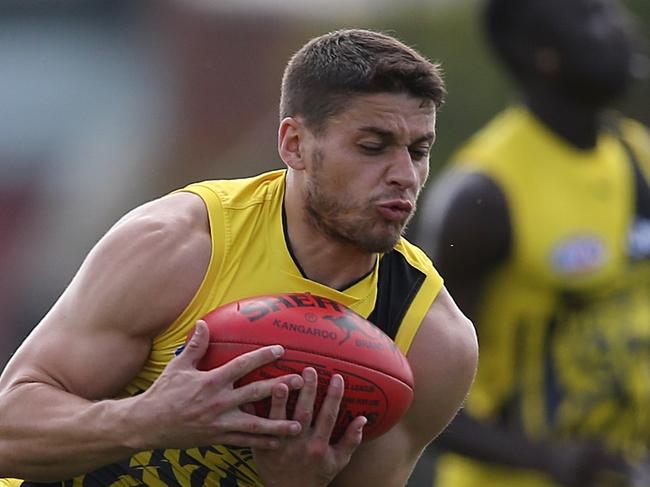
[303,150,409,254]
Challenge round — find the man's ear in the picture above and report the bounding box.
[278,117,307,170]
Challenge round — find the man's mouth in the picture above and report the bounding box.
[376,200,413,222]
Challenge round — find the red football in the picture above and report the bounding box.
[193,292,414,442]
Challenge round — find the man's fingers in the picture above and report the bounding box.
[334,415,366,454]
[293,367,318,426]
[313,374,344,440]
[216,345,286,382]
[175,320,210,368]
[231,374,303,406]
[268,383,290,420]
[222,413,302,439]
[218,432,282,450]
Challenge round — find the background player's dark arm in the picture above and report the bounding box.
[434,413,628,487]
[416,170,510,320]
[416,170,628,486]
[417,170,543,466]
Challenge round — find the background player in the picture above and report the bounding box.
[416,0,650,485]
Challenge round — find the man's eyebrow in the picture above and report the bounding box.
[414,132,436,145]
[357,126,394,138]
[357,127,436,144]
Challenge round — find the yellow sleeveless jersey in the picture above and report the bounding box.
[436,107,650,487]
[9,169,442,487]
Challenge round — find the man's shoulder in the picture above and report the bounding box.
[451,106,534,165]
[178,169,286,208]
[618,116,650,156]
[119,191,209,243]
[418,168,508,241]
[618,115,649,135]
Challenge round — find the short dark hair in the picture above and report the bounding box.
[280,29,446,134]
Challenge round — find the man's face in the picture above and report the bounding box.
[300,92,435,253]
[536,0,637,102]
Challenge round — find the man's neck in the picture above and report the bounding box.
[283,180,377,291]
[287,231,377,291]
[523,90,602,150]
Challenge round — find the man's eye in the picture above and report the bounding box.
[360,144,383,153]
[410,149,430,161]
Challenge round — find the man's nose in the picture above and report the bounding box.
[387,148,418,188]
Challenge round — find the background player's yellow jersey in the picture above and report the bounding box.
[437,107,650,487]
[7,170,442,487]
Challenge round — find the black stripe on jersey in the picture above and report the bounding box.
[368,249,426,340]
[606,116,650,218]
[623,139,650,218]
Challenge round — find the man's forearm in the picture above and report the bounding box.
[436,412,550,471]
[0,383,142,481]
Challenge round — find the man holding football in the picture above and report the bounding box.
[0,29,477,486]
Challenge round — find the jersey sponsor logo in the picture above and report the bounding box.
[550,235,608,275]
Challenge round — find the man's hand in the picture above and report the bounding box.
[253,367,366,487]
[133,321,306,450]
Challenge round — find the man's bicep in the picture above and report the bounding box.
[419,169,511,272]
[416,168,511,318]
[3,303,152,400]
[333,288,478,486]
[1,192,211,400]
[405,288,477,439]
[2,221,165,400]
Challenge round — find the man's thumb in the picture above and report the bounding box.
[177,320,209,367]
